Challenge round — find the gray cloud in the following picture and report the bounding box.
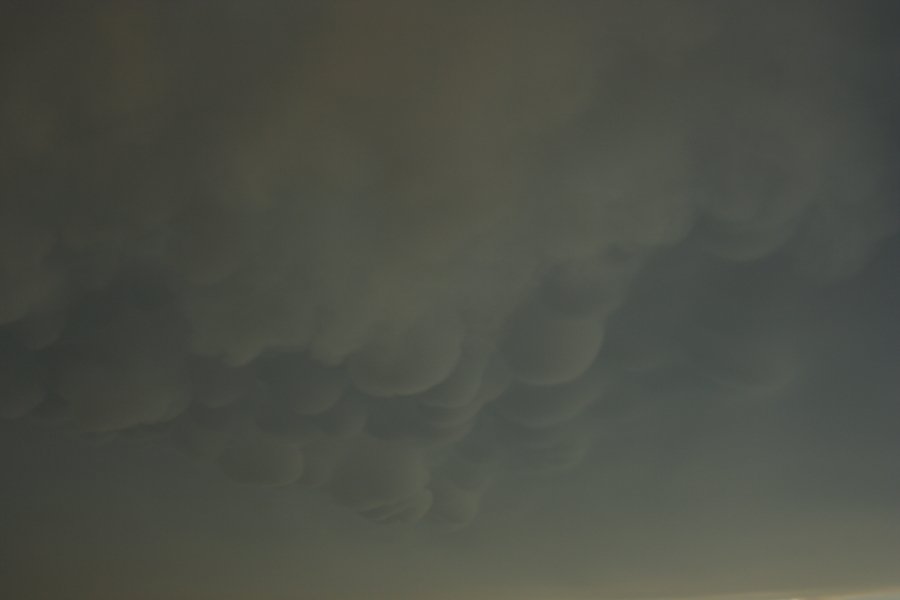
[1,1,899,599]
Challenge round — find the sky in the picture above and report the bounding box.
[1,1,900,599]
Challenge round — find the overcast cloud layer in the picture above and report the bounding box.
[1,2,900,599]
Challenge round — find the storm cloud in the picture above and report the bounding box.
[1,1,899,599]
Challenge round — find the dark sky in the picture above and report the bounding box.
[1,2,899,599]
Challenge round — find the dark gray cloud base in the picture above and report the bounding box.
[1,1,899,598]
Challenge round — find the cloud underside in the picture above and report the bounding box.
[1,1,899,598]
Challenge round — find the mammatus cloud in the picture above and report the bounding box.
[1,1,899,599]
